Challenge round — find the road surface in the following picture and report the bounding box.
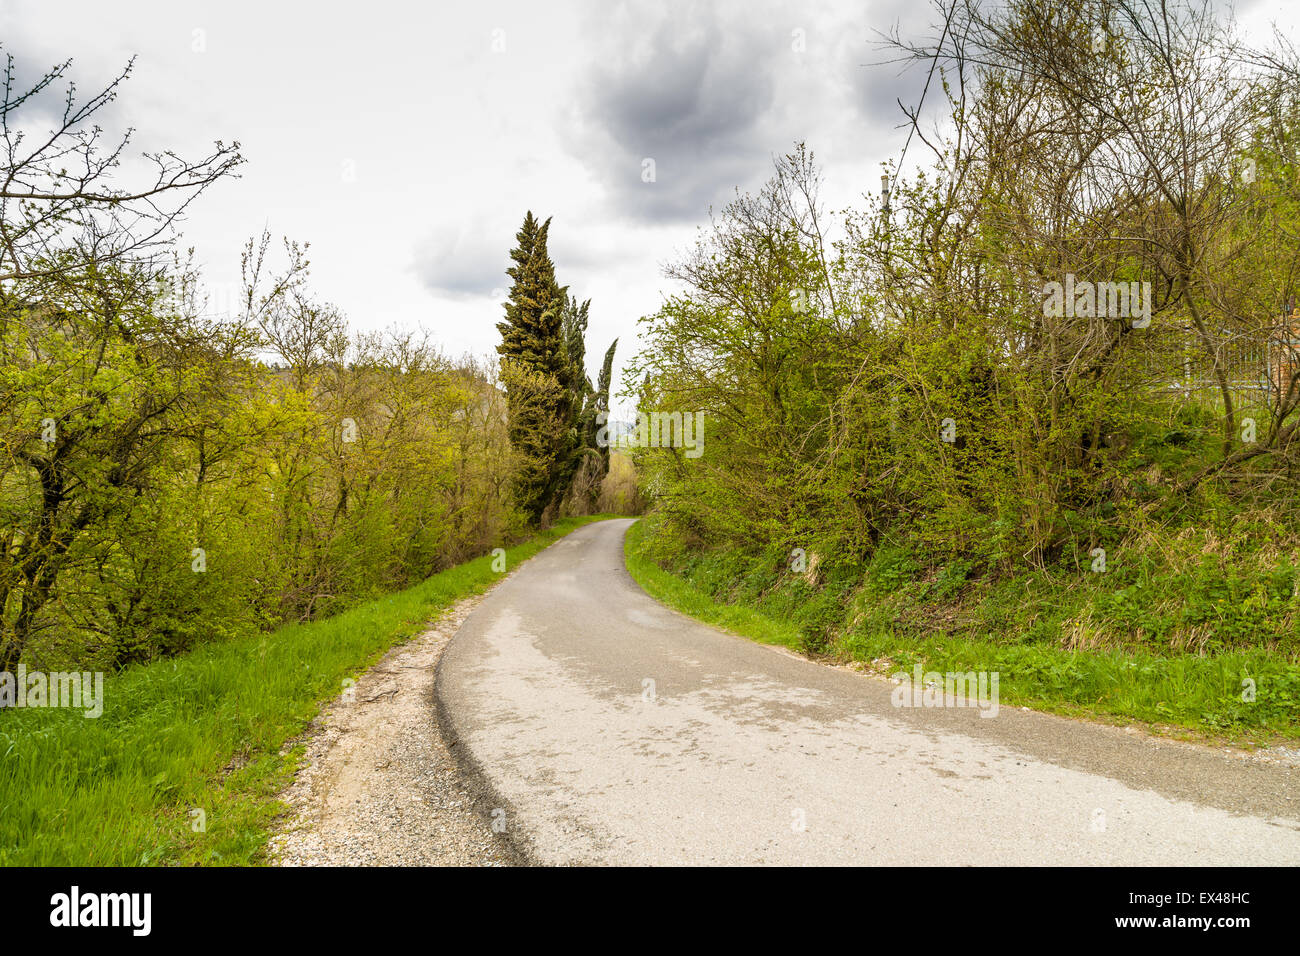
[435,518,1300,865]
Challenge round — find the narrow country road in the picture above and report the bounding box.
[435,519,1300,865]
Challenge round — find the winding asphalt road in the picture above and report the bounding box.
[435,518,1300,865]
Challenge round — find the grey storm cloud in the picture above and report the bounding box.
[847,46,936,130]
[564,0,943,224]
[843,0,957,128]
[567,1,782,222]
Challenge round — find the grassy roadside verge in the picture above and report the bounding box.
[624,521,803,651]
[0,515,611,866]
[623,520,1300,746]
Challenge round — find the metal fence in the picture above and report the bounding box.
[1131,310,1300,409]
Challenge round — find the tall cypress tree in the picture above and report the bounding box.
[564,332,618,512]
[561,294,591,402]
[498,213,566,377]
[497,212,573,524]
[594,337,618,469]
[553,295,593,503]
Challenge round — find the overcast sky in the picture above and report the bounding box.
[2,0,1296,400]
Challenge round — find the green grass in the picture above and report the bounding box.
[624,521,802,650]
[623,520,1300,745]
[0,515,611,866]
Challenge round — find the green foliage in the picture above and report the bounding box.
[0,250,519,669]
[497,212,567,381]
[624,1,1300,719]
[495,213,618,523]
[496,212,573,524]
[0,61,531,670]
[0,516,605,865]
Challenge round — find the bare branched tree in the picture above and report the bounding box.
[0,50,243,285]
